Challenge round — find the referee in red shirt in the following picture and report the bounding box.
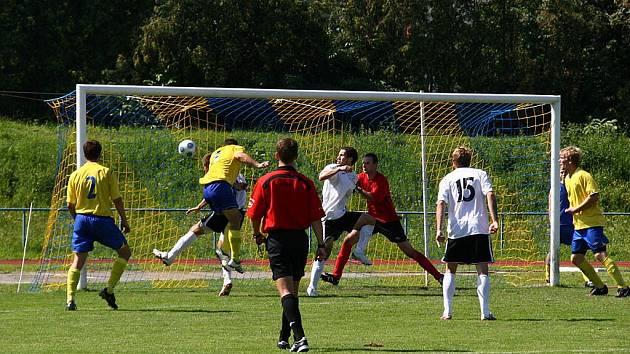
[247,138,325,352]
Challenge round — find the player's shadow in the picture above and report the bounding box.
[118,308,233,314]
[504,318,614,322]
[318,347,472,352]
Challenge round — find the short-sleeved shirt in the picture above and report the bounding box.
[564,168,605,229]
[247,166,325,233]
[357,172,399,223]
[559,182,572,226]
[321,163,357,220]
[437,167,493,239]
[199,144,245,185]
[67,161,120,217]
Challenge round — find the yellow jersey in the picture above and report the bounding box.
[199,145,245,185]
[66,161,121,217]
[564,168,605,229]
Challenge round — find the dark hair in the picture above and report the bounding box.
[341,146,358,164]
[223,138,238,146]
[277,138,298,163]
[83,140,102,161]
[363,153,378,164]
[452,146,472,167]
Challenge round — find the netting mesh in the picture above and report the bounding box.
[32,89,552,292]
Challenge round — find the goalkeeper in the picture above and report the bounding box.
[247,138,325,352]
[153,138,269,273]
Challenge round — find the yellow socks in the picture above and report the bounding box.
[545,263,550,283]
[228,229,242,262]
[67,267,81,303]
[221,227,231,255]
[603,257,626,288]
[107,258,128,293]
[576,260,605,288]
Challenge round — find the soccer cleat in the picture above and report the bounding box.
[589,286,608,296]
[481,314,497,321]
[290,337,309,352]
[66,300,77,311]
[226,259,244,274]
[584,281,595,288]
[152,248,172,266]
[218,283,233,296]
[440,314,451,320]
[320,272,339,286]
[99,288,119,310]
[615,286,630,298]
[277,340,290,350]
[351,251,373,266]
[215,248,230,267]
[306,286,318,297]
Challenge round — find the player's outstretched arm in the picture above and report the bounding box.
[235,151,269,169]
[186,199,207,215]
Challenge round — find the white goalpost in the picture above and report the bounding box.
[34,84,561,292]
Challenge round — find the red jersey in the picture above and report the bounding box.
[357,172,399,223]
[246,166,325,233]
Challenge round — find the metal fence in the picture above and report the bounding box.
[3,207,629,253]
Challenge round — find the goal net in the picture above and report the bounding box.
[31,86,560,293]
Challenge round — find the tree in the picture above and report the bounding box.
[133,0,332,88]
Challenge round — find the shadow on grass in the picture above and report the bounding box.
[318,347,471,352]
[504,318,614,322]
[118,308,233,314]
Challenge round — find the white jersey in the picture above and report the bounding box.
[437,167,493,239]
[321,163,357,220]
[235,174,247,210]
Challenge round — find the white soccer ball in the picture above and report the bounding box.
[178,139,196,157]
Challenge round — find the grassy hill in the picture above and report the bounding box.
[1,117,629,261]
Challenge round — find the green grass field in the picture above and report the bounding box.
[1,282,628,353]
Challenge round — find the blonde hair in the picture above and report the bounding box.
[560,146,582,167]
[452,146,472,167]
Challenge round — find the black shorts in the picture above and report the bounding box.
[374,220,408,243]
[200,209,246,233]
[323,212,362,242]
[442,234,494,264]
[266,229,309,281]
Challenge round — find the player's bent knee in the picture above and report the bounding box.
[117,245,132,260]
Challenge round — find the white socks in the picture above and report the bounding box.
[442,272,455,317]
[222,267,232,285]
[355,225,375,255]
[308,260,326,291]
[167,231,197,261]
[477,274,491,318]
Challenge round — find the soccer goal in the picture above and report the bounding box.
[31,85,562,293]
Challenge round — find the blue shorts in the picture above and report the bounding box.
[203,181,238,213]
[72,214,127,253]
[571,227,609,254]
[560,225,574,246]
